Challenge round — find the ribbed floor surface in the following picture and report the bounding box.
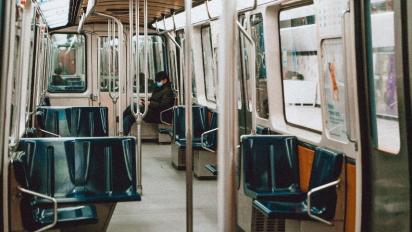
[107,142,218,232]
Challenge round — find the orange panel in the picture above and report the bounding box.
[345,163,356,232]
[298,146,315,192]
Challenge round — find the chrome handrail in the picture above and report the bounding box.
[37,128,61,137]
[307,179,341,225]
[165,32,182,104]
[205,0,218,21]
[129,0,149,195]
[17,186,58,232]
[95,12,125,136]
[238,0,257,14]
[160,106,175,125]
[78,0,97,33]
[200,128,218,153]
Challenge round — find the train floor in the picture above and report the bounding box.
[107,142,218,232]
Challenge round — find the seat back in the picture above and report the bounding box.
[173,106,208,141]
[36,107,108,137]
[37,107,72,136]
[308,147,343,220]
[242,135,299,198]
[14,137,138,203]
[71,107,108,136]
[256,126,270,135]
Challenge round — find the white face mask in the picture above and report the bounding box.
[156,81,163,88]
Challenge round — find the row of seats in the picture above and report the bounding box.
[14,106,140,230]
[36,106,109,137]
[242,135,343,224]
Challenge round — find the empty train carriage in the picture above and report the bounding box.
[0,0,411,232]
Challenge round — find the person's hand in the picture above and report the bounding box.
[140,99,150,105]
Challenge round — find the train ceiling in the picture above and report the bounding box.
[77,0,203,27]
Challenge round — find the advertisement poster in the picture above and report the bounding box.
[322,39,348,142]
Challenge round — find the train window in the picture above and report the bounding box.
[48,33,86,93]
[201,26,217,102]
[367,0,400,153]
[99,36,119,92]
[132,35,167,93]
[250,14,269,119]
[279,5,322,131]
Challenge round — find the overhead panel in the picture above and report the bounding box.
[77,0,202,26]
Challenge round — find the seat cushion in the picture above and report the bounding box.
[253,200,309,219]
[245,186,306,202]
[175,138,203,149]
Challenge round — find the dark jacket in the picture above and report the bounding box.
[144,82,174,123]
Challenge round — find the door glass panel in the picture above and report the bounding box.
[250,13,269,119]
[99,36,119,92]
[368,0,399,153]
[201,26,217,102]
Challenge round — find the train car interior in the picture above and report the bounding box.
[0,0,411,232]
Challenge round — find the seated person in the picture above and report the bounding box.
[51,67,66,86]
[123,71,175,135]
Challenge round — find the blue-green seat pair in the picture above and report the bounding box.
[242,135,343,224]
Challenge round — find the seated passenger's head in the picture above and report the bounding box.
[155,71,169,88]
[54,67,63,75]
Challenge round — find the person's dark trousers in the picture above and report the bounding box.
[123,103,139,135]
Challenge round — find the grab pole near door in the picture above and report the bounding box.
[184,0,193,231]
[217,0,238,231]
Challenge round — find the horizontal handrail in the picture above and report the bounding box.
[200,128,218,153]
[17,186,58,232]
[307,179,341,225]
[205,0,219,21]
[238,0,258,14]
[37,128,61,137]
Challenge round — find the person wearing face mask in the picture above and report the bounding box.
[123,71,175,135]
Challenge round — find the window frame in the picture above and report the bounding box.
[47,32,88,94]
[278,3,323,134]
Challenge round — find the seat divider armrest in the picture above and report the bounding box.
[307,179,341,226]
[17,186,58,232]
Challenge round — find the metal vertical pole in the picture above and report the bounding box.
[217,0,238,231]
[184,0,193,231]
